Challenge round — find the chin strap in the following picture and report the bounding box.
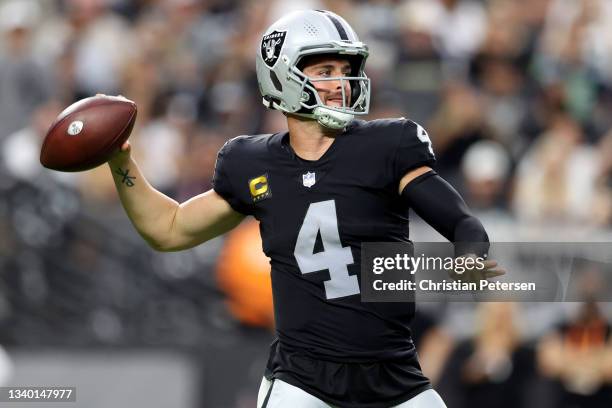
[312,107,354,130]
[270,99,355,130]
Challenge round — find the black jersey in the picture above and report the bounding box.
[213,118,436,406]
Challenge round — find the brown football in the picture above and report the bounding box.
[40,95,137,172]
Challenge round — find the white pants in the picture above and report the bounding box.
[257,377,447,408]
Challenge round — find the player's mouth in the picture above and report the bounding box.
[326,96,346,107]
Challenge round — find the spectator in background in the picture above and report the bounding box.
[393,0,444,122]
[538,0,612,90]
[28,0,144,107]
[0,0,52,142]
[470,0,532,155]
[427,82,487,186]
[533,0,612,144]
[132,92,206,197]
[0,100,75,186]
[592,129,612,226]
[430,0,487,70]
[397,0,487,76]
[460,140,512,212]
[174,127,226,201]
[67,0,134,97]
[438,303,535,408]
[537,301,612,408]
[513,113,600,225]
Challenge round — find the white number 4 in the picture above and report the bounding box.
[294,200,360,299]
[416,123,434,156]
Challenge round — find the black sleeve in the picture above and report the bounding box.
[212,140,252,215]
[393,119,436,183]
[400,171,489,257]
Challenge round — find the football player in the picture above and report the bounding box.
[108,10,501,408]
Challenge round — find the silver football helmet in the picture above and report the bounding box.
[256,10,370,130]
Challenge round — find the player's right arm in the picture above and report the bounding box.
[107,142,245,251]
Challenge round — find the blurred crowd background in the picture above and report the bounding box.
[0,0,611,407]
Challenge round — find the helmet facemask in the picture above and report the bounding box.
[288,53,370,129]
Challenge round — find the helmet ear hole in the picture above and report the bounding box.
[302,87,317,105]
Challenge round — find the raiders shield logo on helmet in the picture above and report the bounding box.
[261,30,287,68]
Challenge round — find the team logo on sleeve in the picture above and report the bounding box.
[261,30,287,68]
[302,171,316,188]
[248,174,272,202]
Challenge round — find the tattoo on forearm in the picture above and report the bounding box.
[115,168,136,187]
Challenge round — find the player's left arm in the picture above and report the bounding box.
[398,166,488,247]
[398,166,503,278]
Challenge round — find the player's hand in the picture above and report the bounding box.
[108,141,131,165]
[449,255,506,284]
[118,141,131,153]
[94,93,134,165]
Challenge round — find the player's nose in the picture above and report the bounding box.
[331,80,342,91]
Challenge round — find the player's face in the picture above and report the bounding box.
[302,56,352,109]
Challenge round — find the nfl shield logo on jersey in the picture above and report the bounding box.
[302,172,316,188]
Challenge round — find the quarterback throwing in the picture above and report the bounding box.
[107,10,502,408]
